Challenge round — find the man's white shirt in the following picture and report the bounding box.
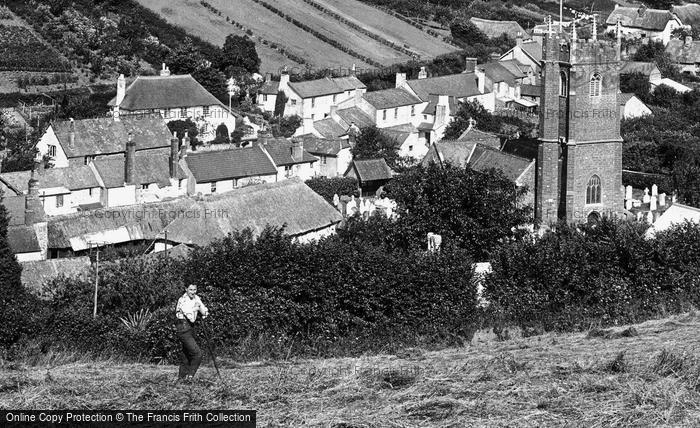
[176,294,208,323]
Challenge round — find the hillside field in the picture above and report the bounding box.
[3,312,700,425]
[137,0,458,73]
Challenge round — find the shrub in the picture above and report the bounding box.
[305,176,359,203]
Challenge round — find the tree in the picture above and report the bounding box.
[167,119,199,149]
[633,40,680,79]
[384,163,532,259]
[192,67,228,103]
[166,37,207,75]
[273,91,287,117]
[450,19,489,47]
[444,100,500,139]
[351,126,400,167]
[1,127,45,173]
[220,34,260,74]
[271,115,301,138]
[620,71,651,102]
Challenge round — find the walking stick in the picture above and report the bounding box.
[199,318,222,381]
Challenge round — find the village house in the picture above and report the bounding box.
[500,37,544,75]
[41,179,343,260]
[665,36,700,75]
[606,4,684,45]
[184,145,278,195]
[37,115,172,168]
[293,134,352,178]
[259,135,319,181]
[2,192,47,262]
[310,105,374,140]
[469,17,527,40]
[619,93,652,119]
[108,64,238,142]
[619,61,663,86]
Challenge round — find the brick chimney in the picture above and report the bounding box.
[279,66,290,93]
[160,63,171,77]
[25,167,41,226]
[170,131,179,179]
[114,74,125,120]
[418,66,428,79]
[465,57,477,73]
[516,32,523,47]
[395,72,407,88]
[124,132,136,185]
[475,68,485,93]
[291,139,303,162]
[69,118,75,149]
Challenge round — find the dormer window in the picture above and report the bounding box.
[589,73,602,97]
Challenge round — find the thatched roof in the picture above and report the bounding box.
[672,4,700,28]
[666,39,700,65]
[470,17,526,40]
[21,257,92,297]
[8,225,41,253]
[1,195,45,227]
[47,179,342,250]
[620,61,661,76]
[606,6,679,31]
[108,74,224,110]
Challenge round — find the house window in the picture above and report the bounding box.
[346,91,351,97]
[411,106,415,116]
[291,99,297,106]
[232,178,238,187]
[88,188,94,196]
[284,165,293,177]
[211,182,217,193]
[586,175,601,204]
[408,145,413,152]
[332,94,337,103]
[559,71,568,97]
[141,184,149,190]
[262,94,268,102]
[84,155,95,165]
[180,107,187,117]
[311,97,316,108]
[320,155,327,165]
[178,179,184,189]
[56,194,63,208]
[48,144,56,157]
[203,106,210,117]
[382,110,387,120]
[394,108,398,119]
[589,73,602,97]
[423,114,427,120]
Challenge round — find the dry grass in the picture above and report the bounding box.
[4,312,700,426]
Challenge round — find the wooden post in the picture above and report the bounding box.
[93,246,99,318]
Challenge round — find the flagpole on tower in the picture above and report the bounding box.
[559,0,563,32]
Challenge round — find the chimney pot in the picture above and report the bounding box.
[464,57,477,73]
[170,133,179,179]
[125,132,136,185]
[418,66,428,79]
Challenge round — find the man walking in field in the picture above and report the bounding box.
[175,284,209,382]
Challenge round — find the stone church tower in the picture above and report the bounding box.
[535,20,624,224]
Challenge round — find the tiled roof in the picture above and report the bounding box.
[52,116,171,158]
[262,138,318,166]
[314,117,348,139]
[478,61,525,84]
[185,146,278,182]
[606,6,678,31]
[469,145,533,182]
[293,135,351,156]
[620,61,661,75]
[363,88,422,109]
[259,80,280,95]
[1,165,99,193]
[288,77,344,98]
[8,225,41,254]
[458,127,501,148]
[108,74,224,110]
[92,152,187,188]
[469,17,526,39]
[666,39,700,65]
[351,159,393,182]
[336,107,374,128]
[406,73,481,100]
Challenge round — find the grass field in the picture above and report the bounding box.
[4,312,700,425]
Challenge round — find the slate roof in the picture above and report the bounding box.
[469,146,533,182]
[499,59,531,76]
[381,124,417,146]
[92,152,187,188]
[1,195,45,226]
[52,116,171,158]
[185,146,277,182]
[620,61,661,76]
[351,159,393,182]
[333,76,366,91]
[406,73,482,101]
[478,61,525,84]
[293,135,351,156]
[363,88,422,109]
[606,6,679,31]
[336,107,375,128]
[1,166,99,192]
[314,117,348,139]
[259,80,280,95]
[108,74,224,110]
[288,77,344,98]
[421,95,458,115]
[8,225,41,253]
[261,138,318,166]
[421,141,477,168]
[520,84,541,97]
[469,17,527,39]
[520,40,543,63]
[458,127,501,148]
[619,93,636,104]
[666,39,700,64]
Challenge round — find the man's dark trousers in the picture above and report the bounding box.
[176,319,202,379]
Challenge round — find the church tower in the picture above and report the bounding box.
[535,17,624,224]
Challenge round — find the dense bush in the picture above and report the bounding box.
[305,176,359,203]
[484,219,700,334]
